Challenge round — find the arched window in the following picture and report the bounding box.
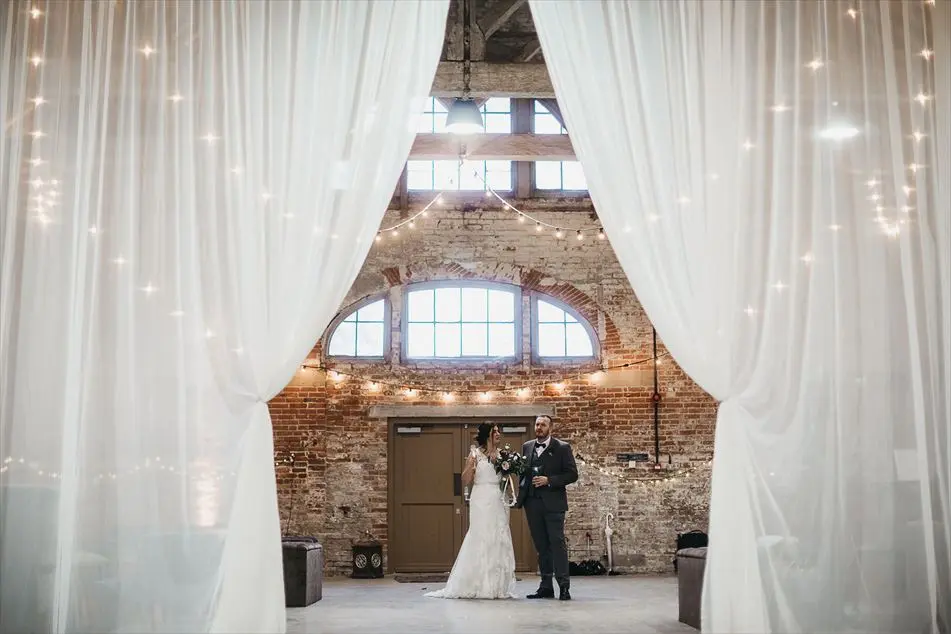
[532,295,598,360]
[327,297,388,358]
[403,281,520,360]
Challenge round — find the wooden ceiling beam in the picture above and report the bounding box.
[432,61,554,98]
[409,133,574,161]
[515,37,543,63]
[478,0,528,40]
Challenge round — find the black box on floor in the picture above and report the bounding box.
[351,542,384,579]
[282,538,323,607]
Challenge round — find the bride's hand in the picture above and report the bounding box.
[465,455,477,470]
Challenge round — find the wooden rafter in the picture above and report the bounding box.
[432,62,554,98]
[477,0,528,40]
[409,133,575,161]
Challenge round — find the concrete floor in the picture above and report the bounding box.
[287,575,696,634]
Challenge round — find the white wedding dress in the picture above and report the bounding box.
[424,447,517,599]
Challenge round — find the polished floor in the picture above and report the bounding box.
[287,575,695,634]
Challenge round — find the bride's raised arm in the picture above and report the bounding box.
[461,445,479,486]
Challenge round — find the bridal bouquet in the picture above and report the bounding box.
[495,445,527,506]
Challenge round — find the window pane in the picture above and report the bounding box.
[565,323,593,357]
[486,168,512,192]
[461,323,488,356]
[483,98,511,113]
[433,98,449,113]
[564,312,578,323]
[406,161,433,191]
[407,290,434,322]
[357,299,384,322]
[536,299,565,323]
[535,161,562,189]
[488,323,516,357]
[562,161,588,190]
[343,313,357,323]
[534,101,551,114]
[433,113,448,133]
[435,323,461,357]
[434,287,461,322]
[538,323,567,357]
[328,322,356,356]
[434,160,458,190]
[461,288,488,321]
[356,323,385,356]
[488,289,515,322]
[534,113,564,135]
[459,160,483,190]
[484,113,511,133]
[407,323,434,357]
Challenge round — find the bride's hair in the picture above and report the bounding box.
[475,422,497,448]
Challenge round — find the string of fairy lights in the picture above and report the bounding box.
[8,2,938,493]
[303,350,671,401]
[375,167,607,243]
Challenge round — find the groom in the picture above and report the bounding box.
[517,415,578,600]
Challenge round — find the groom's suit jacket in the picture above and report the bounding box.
[517,437,578,512]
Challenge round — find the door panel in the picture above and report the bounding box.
[390,425,463,573]
[389,419,537,573]
[498,423,536,572]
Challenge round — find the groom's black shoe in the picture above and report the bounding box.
[559,587,571,601]
[526,588,555,599]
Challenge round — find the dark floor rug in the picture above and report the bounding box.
[394,573,525,583]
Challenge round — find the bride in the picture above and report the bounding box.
[425,422,517,599]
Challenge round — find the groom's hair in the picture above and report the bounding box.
[536,415,553,425]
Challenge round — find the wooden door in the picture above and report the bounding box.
[496,421,536,572]
[389,423,464,573]
[389,419,538,573]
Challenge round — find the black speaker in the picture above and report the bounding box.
[351,541,383,579]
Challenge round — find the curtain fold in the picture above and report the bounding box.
[0,1,448,632]
[530,0,949,632]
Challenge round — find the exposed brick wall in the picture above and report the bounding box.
[269,202,717,576]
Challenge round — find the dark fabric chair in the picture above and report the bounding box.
[676,547,707,630]
[282,539,323,607]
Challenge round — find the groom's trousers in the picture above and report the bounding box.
[524,497,569,590]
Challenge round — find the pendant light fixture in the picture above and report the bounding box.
[445,0,484,135]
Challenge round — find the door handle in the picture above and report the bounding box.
[453,473,462,496]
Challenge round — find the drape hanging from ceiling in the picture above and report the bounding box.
[0,1,448,631]
[530,0,949,632]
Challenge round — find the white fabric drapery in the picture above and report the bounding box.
[0,1,447,631]
[531,1,949,632]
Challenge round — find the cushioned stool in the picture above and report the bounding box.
[676,547,707,630]
[282,539,323,607]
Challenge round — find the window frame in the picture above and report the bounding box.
[400,280,523,365]
[530,293,600,365]
[530,100,589,196]
[324,293,392,362]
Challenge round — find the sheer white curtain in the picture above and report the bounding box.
[0,1,447,632]
[531,1,949,632]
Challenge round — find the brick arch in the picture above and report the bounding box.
[366,261,623,355]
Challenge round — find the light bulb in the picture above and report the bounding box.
[535,222,543,232]
[819,123,860,141]
[555,228,564,239]
[598,228,606,240]
[576,230,584,241]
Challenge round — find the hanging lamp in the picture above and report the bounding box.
[445,0,483,135]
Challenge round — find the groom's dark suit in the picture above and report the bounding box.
[517,437,578,591]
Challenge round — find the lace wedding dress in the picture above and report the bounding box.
[424,447,517,599]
